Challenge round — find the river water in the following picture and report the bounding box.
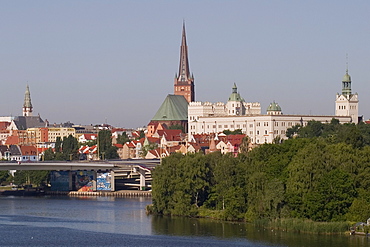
[0,196,369,247]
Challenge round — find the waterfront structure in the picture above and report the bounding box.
[188,70,357,144]
[174,22,194,103]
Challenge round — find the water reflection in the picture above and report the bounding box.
[1,196,369,247]
[151,215,369,247]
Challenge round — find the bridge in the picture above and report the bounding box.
[0,159,160,192]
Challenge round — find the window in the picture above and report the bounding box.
[257,130,259,135]
[218,125,222,128]
[224,125,228,128]
[265,130,268,135]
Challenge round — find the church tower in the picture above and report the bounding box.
[174,22,195,103]
[335,68,359,123]
[23,85,33,116]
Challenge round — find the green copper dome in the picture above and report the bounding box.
[342,71,351,82]
[228,83,244,102]
[267,101,281,112]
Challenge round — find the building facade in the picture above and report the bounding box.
[188,70,358,144]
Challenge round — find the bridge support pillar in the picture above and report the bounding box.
[111,170,115,192]
[138,169,146,191]
[68,171,73,191]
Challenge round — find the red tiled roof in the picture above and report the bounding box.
[20,145,37,155]
[156,129,183,141]
[0,122,10,131]
[5,136,19,145]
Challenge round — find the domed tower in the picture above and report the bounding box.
[335,68,359,123]
[226,83,245,116]
[23,85,33,116]
[266,101,282,115]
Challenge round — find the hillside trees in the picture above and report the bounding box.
[151,135,370,223]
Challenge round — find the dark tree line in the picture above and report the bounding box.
[151,120,370,222]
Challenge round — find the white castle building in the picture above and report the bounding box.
[188,70,359,144]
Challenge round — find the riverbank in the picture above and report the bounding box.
[47,190,152,197]
[147,205,351,235]
[0,189,152,197]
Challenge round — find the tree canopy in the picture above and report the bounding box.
[152,122,370,223]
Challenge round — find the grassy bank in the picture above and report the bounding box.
[254,218,350,234]
[197,208,350,234]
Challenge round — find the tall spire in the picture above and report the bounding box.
[342,55,352,96]
[178,21,190,82]
[23,85,33,116]
[174,21,195,103]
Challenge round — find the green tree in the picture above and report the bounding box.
[43,148,55,161]
[105,146,119,159]
[98,130,117,159]
[62,135,79,160]
[13,170,49,187]
[305,169,356,221]
[55,137,62,153]
[223,129,243,135]
[0,171,10,185]
[116,132,130,145]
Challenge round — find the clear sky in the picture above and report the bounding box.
[1,1,369,128]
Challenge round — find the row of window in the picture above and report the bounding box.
[190,121,299,130]
[338,104,357,110]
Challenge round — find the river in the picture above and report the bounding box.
[0,196,369,247]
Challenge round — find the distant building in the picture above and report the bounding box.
[188,69,357,144]
[188,84,261,122]
[149,23,193,131]
[335,69,359,123]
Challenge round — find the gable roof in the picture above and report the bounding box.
[12,116,45,130]
[5,136,19,145]
[20,145,37,155]
[156,129,183,141]
[9,145,21,155]
[151,94,188,121]
[0,145,10,155]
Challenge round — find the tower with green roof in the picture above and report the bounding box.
[23,85,33,117]
[266,101,282,115]
[335,68,359,123]
[226,83,245,116]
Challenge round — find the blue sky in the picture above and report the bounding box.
[1,1,369,128]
